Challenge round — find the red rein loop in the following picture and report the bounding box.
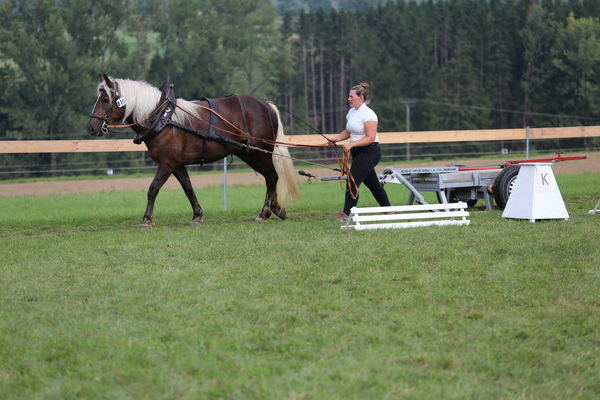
[340,149,358,200]
[107,122,137,129]
[105,99,355,188]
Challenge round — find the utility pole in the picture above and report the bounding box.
[401,99,418,161]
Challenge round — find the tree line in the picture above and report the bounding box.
[280,0,599,134]
[0,0,598,177]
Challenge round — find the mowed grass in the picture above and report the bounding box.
[0,173,598,399]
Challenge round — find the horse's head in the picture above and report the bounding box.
[87,73,127,136]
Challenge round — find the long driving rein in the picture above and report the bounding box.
[90,77,358,198]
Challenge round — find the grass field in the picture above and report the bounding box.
[1,173,599,399]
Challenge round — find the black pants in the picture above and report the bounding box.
[344,143,391,215]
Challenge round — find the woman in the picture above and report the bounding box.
[327,82,391,221]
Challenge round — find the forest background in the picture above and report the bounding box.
[0,0,599,178]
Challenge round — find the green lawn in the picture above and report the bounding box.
[0,174,598,399]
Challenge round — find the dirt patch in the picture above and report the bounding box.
[1,152,597,198]
[0,171,265,198]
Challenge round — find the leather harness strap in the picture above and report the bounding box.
[133,78,247,152]
[203,98,219,141]
[199,97,218,163]
[236,95,250,145]
[168,118,246,150]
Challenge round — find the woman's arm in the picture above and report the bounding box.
[324,129,350,145]
[343,121,377,151]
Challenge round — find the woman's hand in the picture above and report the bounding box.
[326,130,350,146]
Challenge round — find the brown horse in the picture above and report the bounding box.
[87,74,300,227]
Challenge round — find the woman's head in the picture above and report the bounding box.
[348,82,370,109]
[351,82,370,101]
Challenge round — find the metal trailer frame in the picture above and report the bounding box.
[299,153,586,211]
[379,167,500,211]
[378,154,586,211]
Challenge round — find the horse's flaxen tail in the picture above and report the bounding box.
[268,102,301,207]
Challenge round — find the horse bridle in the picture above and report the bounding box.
[89,80,126,135]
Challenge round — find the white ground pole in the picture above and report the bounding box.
[589,199,600,215]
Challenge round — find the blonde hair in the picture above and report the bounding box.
[351,82,370,101]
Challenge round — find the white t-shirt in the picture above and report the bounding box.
[346,103,379,143]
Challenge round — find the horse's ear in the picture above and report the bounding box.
[100,73,114,89]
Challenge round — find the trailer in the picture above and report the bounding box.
[379,166,500,210]
[380,153,585,210]
[300,153,586,211]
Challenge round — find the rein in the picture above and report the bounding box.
[177,103,330,149]
[282,109,336,145]
[175,102,357,199]
[108,122,138,129]
[96,88,357,199]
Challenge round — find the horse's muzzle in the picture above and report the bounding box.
[87,119,107,136]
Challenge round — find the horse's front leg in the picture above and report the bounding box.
[140,164,173,228]
[173,166,204,225]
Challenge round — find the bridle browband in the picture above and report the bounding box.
[89,80,126,134]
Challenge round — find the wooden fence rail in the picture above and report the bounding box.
[1,125,599,154]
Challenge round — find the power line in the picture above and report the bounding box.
[376,97,600,122]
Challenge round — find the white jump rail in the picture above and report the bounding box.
[342,202,470,230]
[589,199,600,215]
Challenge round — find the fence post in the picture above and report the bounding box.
[223,157,228,211]
[401,99,417,161]
[525,126,530,159]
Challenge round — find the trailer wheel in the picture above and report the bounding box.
[493,165,521,209]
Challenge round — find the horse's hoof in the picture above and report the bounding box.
[255,216,267,222]
[190,218,203,226]
[275,208,288,220]
[139,223,152,229]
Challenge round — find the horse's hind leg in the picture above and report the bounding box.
[258,171,278,221]
[237,152,284,221]
[173,166,204,225]
[140,164,173,228]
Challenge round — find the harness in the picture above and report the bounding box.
[90,76,357,196]
[133,76,247,152]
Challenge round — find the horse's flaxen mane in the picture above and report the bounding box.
[97,78,201,127]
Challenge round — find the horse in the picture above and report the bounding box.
[87,73,300,227]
